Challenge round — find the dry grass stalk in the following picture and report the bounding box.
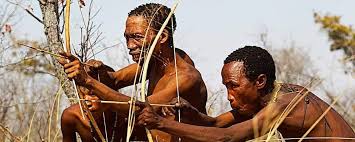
[19,43,65,58]
[25,103,39,142]
[48,83,65,142]
[0,123,21,142]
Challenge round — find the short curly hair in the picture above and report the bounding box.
[128,3,176,47]
[224,46,276,94]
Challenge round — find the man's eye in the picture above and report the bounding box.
[227,84,237,89]
[133,34,143,38]
[231,84,239,88]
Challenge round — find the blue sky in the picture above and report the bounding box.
[6,0,355,101]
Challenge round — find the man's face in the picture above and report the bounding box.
[222,61,259,115]
[124,16,156,63]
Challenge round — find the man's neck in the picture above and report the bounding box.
[259,92,274,107]
[150,47,179,76]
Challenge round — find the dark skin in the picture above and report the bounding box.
[61,63,130,142]
[60,49,196,142]
[61,87,128,142]
[138,61,355,142]
[59,15,207,142]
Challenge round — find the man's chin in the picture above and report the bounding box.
[231,104,247,113]
[132,57,144,63]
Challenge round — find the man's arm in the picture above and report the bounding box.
[84,60,142,90]
[108,63,142,89]
[84,67,199,116]
[169,97,238,127]
[138,99,287,141]
[159,117,255,142]
[59,54,202,116]
[138,105,260,142]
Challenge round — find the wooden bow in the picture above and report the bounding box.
[64,0,106,141]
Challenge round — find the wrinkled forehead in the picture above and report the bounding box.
[222,61,245,79]
[125,16,150,33]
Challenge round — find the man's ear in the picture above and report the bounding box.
[255,74,267,90]
[159,29,169,44]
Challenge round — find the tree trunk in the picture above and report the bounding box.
[39,0,76,104]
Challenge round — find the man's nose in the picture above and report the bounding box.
[227,92,234,102]
[127,40,138,50]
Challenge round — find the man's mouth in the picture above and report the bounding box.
[131,54,143,61]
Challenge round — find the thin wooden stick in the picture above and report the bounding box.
[19,43,65,58]
[0,124,21,142]
[19,42,97,69]
[70,98,176,107]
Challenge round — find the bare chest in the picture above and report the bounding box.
[147,74,173,95]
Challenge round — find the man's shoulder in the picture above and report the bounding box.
[180,62,203,78]
[176,68,203,86]
[278,83,314,98]
[280,83,306,92]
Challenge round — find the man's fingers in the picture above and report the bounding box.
[134,101,146,108]
[144,99,154,111]
[174,102,184,109]
[87,59,102,67]
[64,65,79,74]
[137,109,150,123]
[164,106,175,116]
[169,98,178,105]
[161,107,167,116]
[67,70,79,79]
[137,118,146,126]
[64,60,80,68]
[167,106,176,115]
[93,61,102,68]
[57,57,68,65]
[88,106,94,111]
[162,107,174,116]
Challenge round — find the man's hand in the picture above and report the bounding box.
[137,103,164,130]
[84,95,101,112]
[57,52,92,86]
[84,59,104,75]
[163,97,200,118]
